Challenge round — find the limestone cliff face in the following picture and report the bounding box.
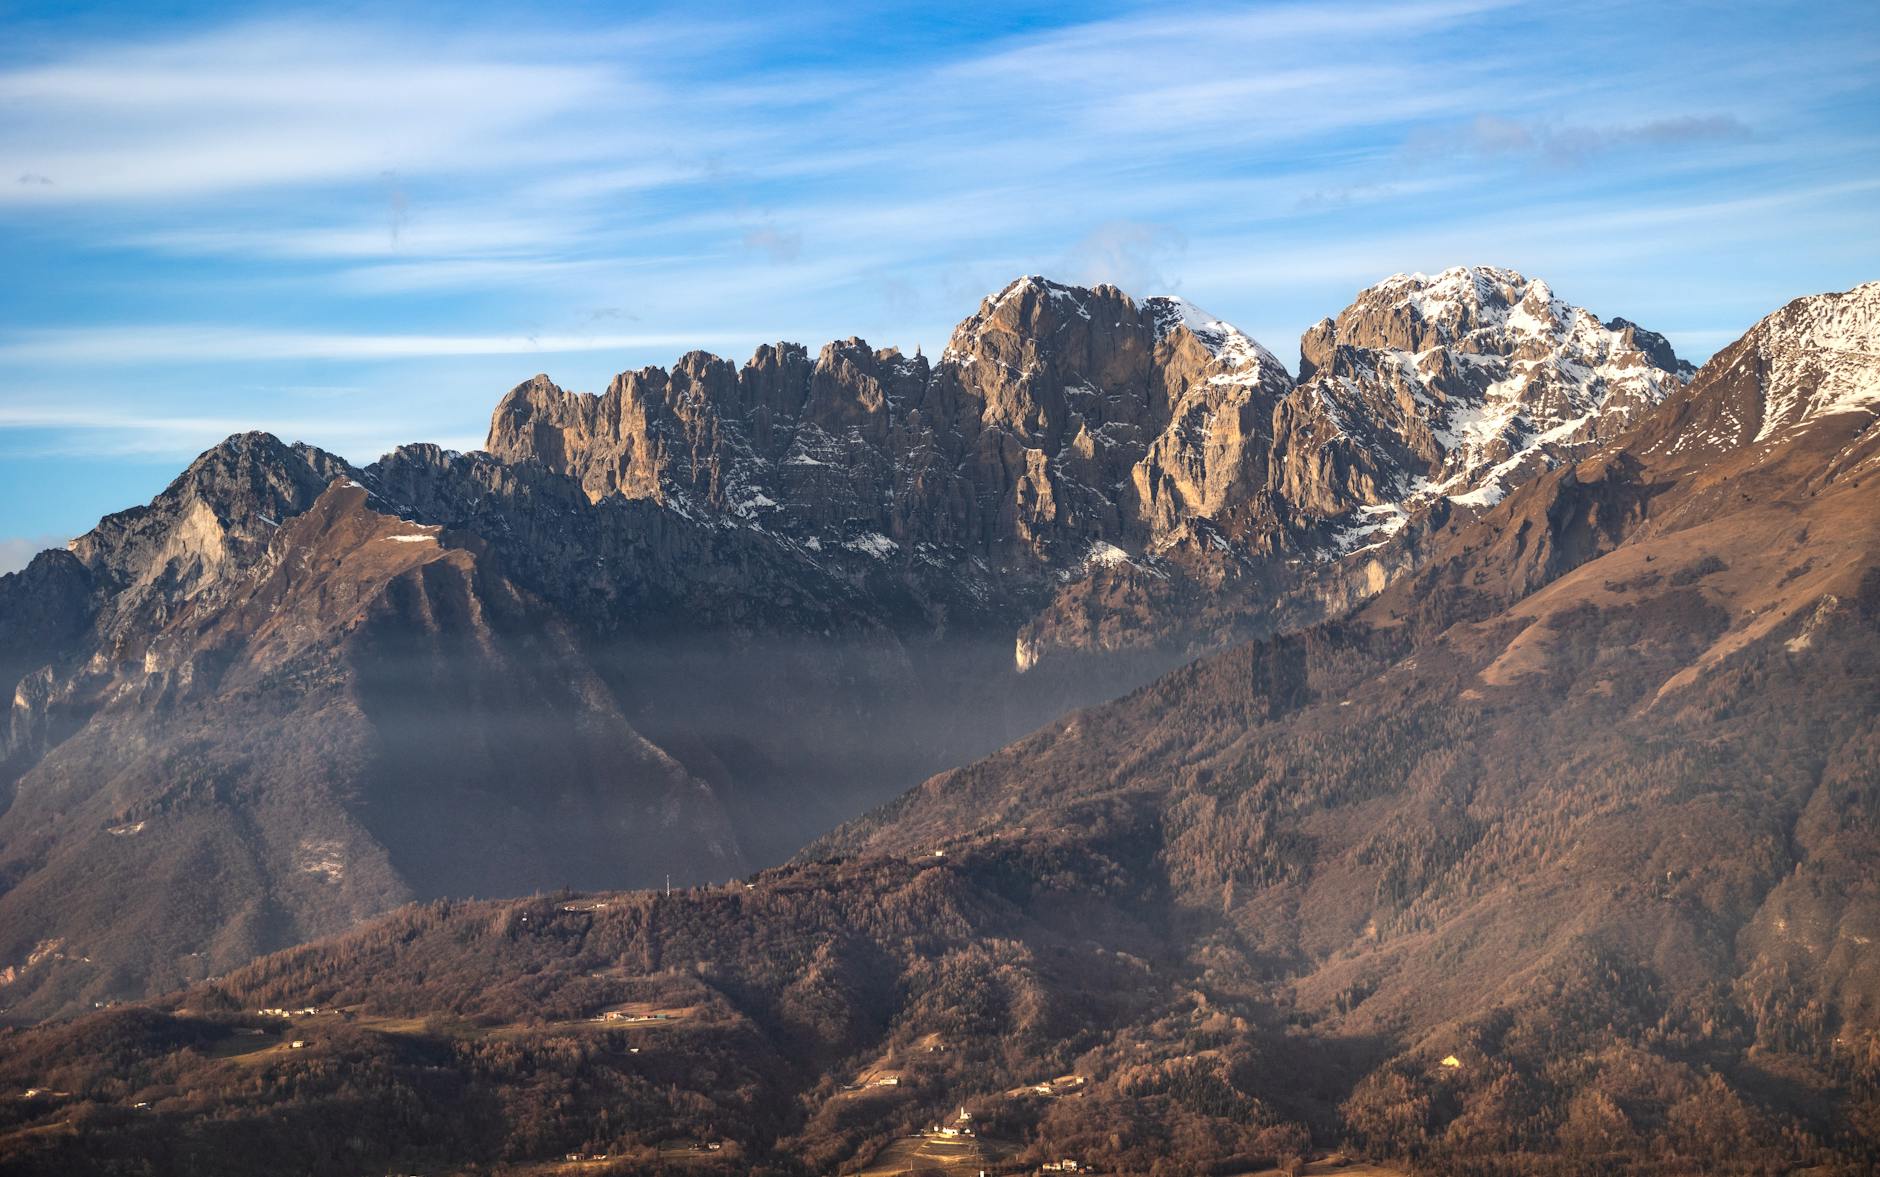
[483,269,1694,674]
[487,276,1296,571]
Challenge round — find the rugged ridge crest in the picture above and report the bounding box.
[0,265,1701,1020]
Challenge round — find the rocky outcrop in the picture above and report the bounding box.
[485,271,1699,680]
[1283,266,1691,559]
[1,435,356,789]
[70,432,350,595]
[488,277,1297,572]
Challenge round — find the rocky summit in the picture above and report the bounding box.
[484,277,1299,569]
[0,267,1716,1025]
[485,268,1695,669]
[1290,266,1689,527]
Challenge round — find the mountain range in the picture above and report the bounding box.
[0,268,1874,1175]
[0,266,1698,1022]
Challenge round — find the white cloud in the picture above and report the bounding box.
[0,20,627,203]
[1,2,1521,230]
[1057,221,1188,292]
[0,401,488,464]
[126,215,595,262]
[0,326,822,364]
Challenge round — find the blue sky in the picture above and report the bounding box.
[2,0,1877,570]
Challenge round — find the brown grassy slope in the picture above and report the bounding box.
[793,326,1880,1167]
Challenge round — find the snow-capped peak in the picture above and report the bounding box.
[1307,267,1692,554]
[1748,280,1880,442]
[1362,265,1581,350]
[1144,295,1288,386]
[989,274,1091,315]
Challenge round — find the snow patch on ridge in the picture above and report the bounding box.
[1061,539,1139,579]
[1085,540,1132,567]
[1752,281,1880,442]
[1327,500,1416,557]
[845,532,898,560]
[1147,295,1287,387]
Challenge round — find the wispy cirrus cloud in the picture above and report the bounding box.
[1406,112,1754,167]
[0,325,825,365]
[0,401,486,463]
[0,23,634,203]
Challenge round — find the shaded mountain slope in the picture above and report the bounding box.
[0,479,738,1021]
[1,589,1871,1171]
